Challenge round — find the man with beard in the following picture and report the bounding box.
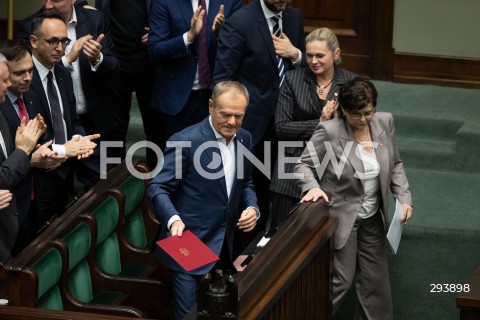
[213,0,306,254]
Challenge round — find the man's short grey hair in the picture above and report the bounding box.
[211,81,250,106]
[0,53,7,63]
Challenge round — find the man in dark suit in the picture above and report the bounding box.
[0,40,67,253]
[93,0,158,169]
[148,0,242,157]
[19,0,119,188]
[148,81,259,320]
[213,0,306,251]
[0,56,45,265]
[28,10,100,228]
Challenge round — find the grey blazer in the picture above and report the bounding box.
[294,112,412,249]
[270,66,356,198]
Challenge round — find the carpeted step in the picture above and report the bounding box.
[397,136,457,170]
[393,114,463,140]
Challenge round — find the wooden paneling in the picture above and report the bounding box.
[394,53,480,89]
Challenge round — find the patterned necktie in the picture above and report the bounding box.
[16,97,29,121]
[197,0,211,88]
[271,15,285,87]
[47,71,67,144]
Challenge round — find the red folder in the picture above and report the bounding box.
[156,230,219,272]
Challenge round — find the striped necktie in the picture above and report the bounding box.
[271,15,285,87]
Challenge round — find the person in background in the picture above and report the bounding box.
[270,27,357,226]
[0,55,46,265]
[148,81,258,320]
[213,0,306,253]
[148,0,243,161]
[295,77,413,319]
[0,39,67,254]
[28,10,100,229]
[95,0,161,170]
[19,0,119,188]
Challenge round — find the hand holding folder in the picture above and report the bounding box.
[156,230,219,272]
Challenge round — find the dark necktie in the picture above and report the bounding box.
[16,97,29,121]
[271,15,285,87]
[197,0,210,88]
[47,71,67,145]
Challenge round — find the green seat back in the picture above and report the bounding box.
[92,195,122,275]
[120,176,148,248]
[64,222,93,303]
[32,247,63,310]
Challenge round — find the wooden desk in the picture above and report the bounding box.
[238,200,337,320]
[457,266,480,320]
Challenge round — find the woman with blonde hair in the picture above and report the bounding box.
[270,27,357,225]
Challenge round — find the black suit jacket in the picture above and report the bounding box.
[0,112,31,265]
[19,5,119,136]
[270,67,357,199]
[30,63,85,181]
[213,0,306,145]
[0,91,41,227]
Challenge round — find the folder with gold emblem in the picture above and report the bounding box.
[156,230,219,271]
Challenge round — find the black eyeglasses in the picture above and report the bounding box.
[43,38,71,48]
[348,108,376,120]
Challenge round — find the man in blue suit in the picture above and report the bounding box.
[0,39,67,253]
[148,0,242,154]
[148,81,259,320]
[0,56,46,264]
[213,0,306,252]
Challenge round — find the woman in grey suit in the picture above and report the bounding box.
[270,28,356,225]
[295,78,413,319]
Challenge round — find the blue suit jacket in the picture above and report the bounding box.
[148,0,242,115]
[147,117,258,275]
[19,5,119,136]
[213,0,306,145]
[0,112,31,264]
[0,91,41,226]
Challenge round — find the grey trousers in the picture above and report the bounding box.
[332,212,393,320]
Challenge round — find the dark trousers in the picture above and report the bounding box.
[11,200,37,256]
[270,192,299,227]
[34,169,71,230]
[233,118,278,258]
[76,114,101,190]
[103,58,159,170]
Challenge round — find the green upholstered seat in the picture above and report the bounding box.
[64,222,125,305]
[92,195,157,279]
[92,195,123,275]
[119,176,149,249]
[32,247,63,310]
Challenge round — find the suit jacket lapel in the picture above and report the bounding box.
[0,99,20,137]
[200,119,228,200]
[54,67,71,135]
[31,67,54,130]
[254,1,278,69]
[369,116,388,197]
[0,113,14,156]
[339,119,365,188]
[178,0,194,31]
